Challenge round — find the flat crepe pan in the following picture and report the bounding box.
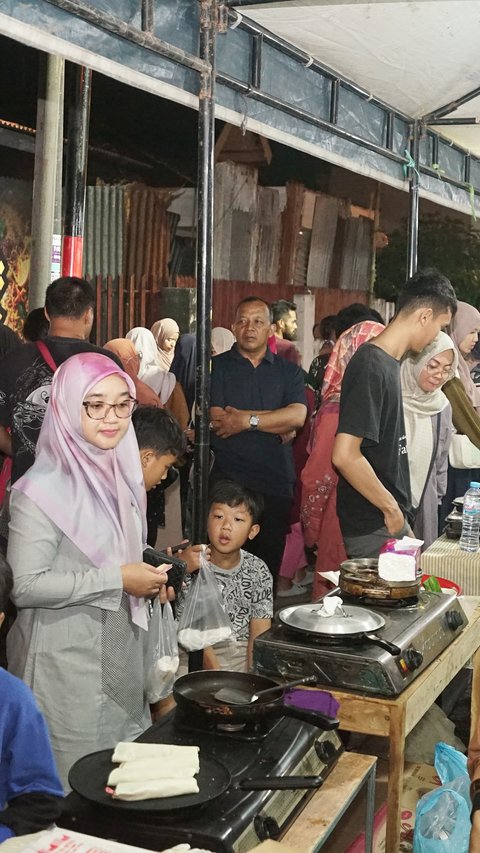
[279,604,401,656]
[68,747,231,812]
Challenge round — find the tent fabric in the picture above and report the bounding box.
[238,1,480,156]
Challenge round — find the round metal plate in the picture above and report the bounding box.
[68,747,231,813]
[279,603,385,636]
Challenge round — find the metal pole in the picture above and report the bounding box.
[192,0,216,545]
[29,54,64,308]
[62,64,92,277]
[406,121,420,280]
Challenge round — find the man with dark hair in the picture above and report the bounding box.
[0,554,64,840]
[271,298,301,365]
[210,297,307,584]
[332,269,457,558]
[0,276,121,483]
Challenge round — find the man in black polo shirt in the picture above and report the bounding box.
[0,276,121,485]
[210,296,307,582]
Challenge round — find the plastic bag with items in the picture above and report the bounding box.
[146,600,179,703]
[413,742,471,853]
[177,551,233,652]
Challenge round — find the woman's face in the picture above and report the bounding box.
[81,374,133,449]
[162,333,179,354]
[417,349,455,393]
[459,328,480,356]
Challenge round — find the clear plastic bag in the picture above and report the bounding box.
[177,551,233,652]
[413,743,471,853]
[146,600,179,703]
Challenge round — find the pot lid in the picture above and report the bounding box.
[279,603,385,636]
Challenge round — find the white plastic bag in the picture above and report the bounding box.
[146,600,179,703]
[177,551,232,652]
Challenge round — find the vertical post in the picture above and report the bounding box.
[191,0,216,545]
[406,120,420,280]
[29,54,65,309]
[62,65,92,278]
[368,182,381,306]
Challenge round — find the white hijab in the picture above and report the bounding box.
[126,327,176,404]
[401,332,458,508]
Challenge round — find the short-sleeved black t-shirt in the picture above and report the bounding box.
[336,343,412,536]
[0,337,121,484]
[210,344,307,497]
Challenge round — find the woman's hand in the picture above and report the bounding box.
[121,562,169,597]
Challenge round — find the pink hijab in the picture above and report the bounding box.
[322,320,385,404]
[450,300,480,411]
[13,353,148,626]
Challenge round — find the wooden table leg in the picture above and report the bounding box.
[385,704,406,853]
[471,648,480,742]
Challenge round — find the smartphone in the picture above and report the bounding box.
[142,547,186,600]
[170,540,191,554]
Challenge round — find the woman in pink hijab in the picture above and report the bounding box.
[6,353,169,789]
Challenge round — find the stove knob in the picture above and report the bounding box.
[254,814,280,842]
[446,610,464,631]
[315,739,337,763]
[403,648,424,671]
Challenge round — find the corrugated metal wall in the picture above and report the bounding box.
[84,185,124,279]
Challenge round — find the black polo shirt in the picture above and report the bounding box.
[210,344,306,497]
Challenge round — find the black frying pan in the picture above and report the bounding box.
[173,670,339,730]
[279,603,401,657]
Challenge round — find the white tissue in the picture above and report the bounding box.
[378,552,416,582]
[319,595,343,616]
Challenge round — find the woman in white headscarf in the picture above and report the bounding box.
[211,327,234,356]
[401,332,458,548]
[126,328,189,431]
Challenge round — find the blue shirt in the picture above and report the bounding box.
[0,669,63,840]
[210,345,306,497]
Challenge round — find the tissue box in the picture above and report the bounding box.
[378,537,423,583]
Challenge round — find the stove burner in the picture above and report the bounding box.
[341,592,420,610]
[174,707,275,741]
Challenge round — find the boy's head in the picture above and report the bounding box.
[132,406,186,491]
[396,268,457,352]
[0,554,13,626]
[207,480,264,556]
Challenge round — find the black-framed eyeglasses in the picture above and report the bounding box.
[82,397,138,420]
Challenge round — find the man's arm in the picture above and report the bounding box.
[0,426,12,457]
[332,433,405,535]
[210,403,307,438]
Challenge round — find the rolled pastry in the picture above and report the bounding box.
[112,743,199,765]
[108,758,199,786]
[113,778,199,801]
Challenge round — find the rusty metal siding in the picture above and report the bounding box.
[84,185,124,278]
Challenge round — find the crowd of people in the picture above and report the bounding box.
[2,268,480,839]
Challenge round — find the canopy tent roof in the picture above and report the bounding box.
[232,0,480,156]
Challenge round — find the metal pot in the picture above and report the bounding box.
[279,603,401,656]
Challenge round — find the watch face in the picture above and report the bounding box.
[249,415,259,428]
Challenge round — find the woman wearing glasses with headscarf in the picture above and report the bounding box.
[401,332,458,547]
[6,353,170,789]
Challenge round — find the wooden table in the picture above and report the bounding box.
[421,534,480,595]
[282,752,377,852]
[317,597,480,853]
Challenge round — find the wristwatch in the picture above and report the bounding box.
[249,414,260,431]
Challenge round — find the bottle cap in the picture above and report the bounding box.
[470,482,480,488]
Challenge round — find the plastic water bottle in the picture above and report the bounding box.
[459,481,480,552]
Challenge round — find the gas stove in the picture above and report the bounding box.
[253,590,467,697]
[60,708,343,853]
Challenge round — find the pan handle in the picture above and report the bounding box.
[279,703,339,730]
[238,775,324,791]
[365,633,401,656]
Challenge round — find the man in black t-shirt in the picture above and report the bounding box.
[332,269,457,558]
[0,277,121,484]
